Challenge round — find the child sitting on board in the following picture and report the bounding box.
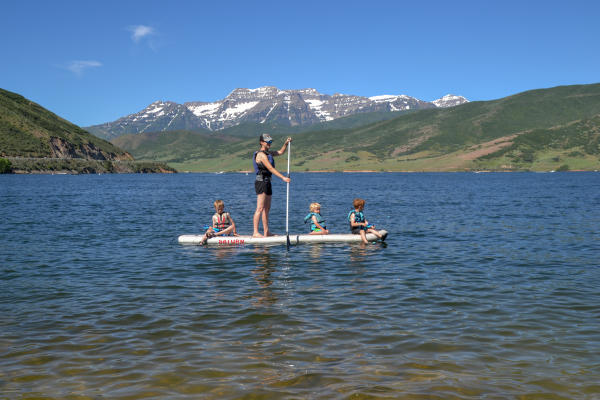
[200,199,239,244]
[348,198,386,244]
[304,202,329,235]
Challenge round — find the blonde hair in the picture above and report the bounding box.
[353,198,365,209]
[309,202,321,212]
[213,199,225,210]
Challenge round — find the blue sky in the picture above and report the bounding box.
[2,0,599,127]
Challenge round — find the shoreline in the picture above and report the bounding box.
[7,170,176,175]
[183,169,600,174]
[5,169,598,175]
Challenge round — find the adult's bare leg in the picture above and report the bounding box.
[262,195,274,236]
[253,194,266,237]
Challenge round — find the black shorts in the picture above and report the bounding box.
[351,226,363,235]
[255,180,272,195]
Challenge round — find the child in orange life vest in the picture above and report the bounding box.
[200,199,239,244]
[348,198,385,244]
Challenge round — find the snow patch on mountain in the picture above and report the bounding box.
[146,103,165,114]
[222,101,259,119]
[369,95,400,102]
[188,102,221,116]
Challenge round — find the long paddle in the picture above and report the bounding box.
[286,141,291,250]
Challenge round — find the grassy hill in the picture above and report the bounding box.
[111,111,410,170]
[0,88,130,159]
[114,83,600,172]
[112,130,246,162]
[287,83,600,171]
[0,88,175,173]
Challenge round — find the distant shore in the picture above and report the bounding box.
[1,157,176,174]
[184,169,599,174]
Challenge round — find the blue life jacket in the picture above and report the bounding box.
[253,150,275,175]
[304,212,326,231]
[348,210,365,224]
[348,210,371,230]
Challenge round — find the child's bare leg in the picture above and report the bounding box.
[216,226,235,236]
[360,230,368,244]
[201,233,207,244]
[201,228,213,244]
[368,228,382,238]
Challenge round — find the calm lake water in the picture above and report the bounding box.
[1,172,599,399]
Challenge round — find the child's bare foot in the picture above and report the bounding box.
[252,232,264,238]
[264,232,277,237]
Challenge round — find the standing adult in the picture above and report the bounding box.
[252,133,292,237]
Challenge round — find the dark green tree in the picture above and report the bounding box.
[0,158,12,173]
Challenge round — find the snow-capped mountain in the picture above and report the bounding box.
[86,87,468,139]
[432,94,469,108]
[86,101,200,139]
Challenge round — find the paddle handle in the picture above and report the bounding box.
[285,142,292,234]
[285,142,292,251]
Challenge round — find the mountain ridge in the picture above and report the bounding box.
[86,87,467,139]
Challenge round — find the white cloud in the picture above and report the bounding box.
[66,60,102,76]
[129,25,155,43]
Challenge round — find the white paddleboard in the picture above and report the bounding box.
[178,230,388,246]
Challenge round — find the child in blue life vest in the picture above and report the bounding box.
[348,198,386,244]
[304,202,329,235]
[200,199,239,244]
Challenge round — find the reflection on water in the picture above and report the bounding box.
[251,248,278,308]
[1,172,599,398]
[208,246,241,261]
[308,243,323,262]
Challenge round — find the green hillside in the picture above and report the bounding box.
[287,83,600,171]
[0,88,175,173]
[115,83,600,172]
[112,130,247,162]
[0,88,130,159]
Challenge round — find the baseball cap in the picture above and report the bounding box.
[260,133,273,143]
